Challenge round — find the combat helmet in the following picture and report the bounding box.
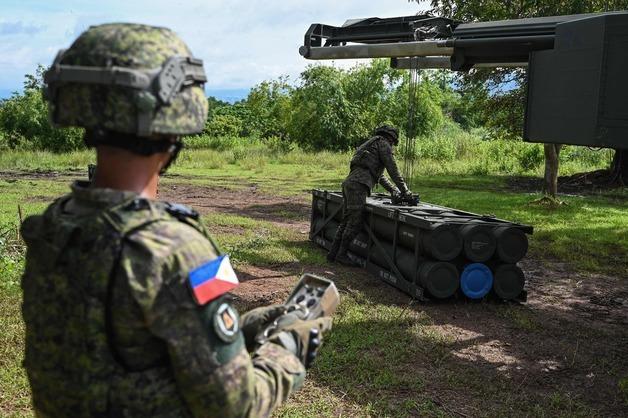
[374,125,399,145]
[44,23,208,150]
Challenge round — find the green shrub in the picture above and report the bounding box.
[415,136,457,162]
[0,67,84,152]
[517,144,545,171]
[265,136,297,154]
[0,223,25,292]
[204,114,243,138]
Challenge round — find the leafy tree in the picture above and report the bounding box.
[245,77,293,139]
[0,66,83,152]
[206,96,229,119]
[287,60,444,151]
[287,65,356,150]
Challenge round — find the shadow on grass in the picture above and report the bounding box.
[230,240,326,268]
[302,265,628,418]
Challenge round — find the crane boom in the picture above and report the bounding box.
[298,12,628,150]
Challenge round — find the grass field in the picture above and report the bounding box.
[0,139,626,417]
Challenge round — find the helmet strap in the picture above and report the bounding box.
[160,141,183,175]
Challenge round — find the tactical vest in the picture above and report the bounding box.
[349,136,386,182]
[21,195,213,417]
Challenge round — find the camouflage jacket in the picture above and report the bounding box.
[21,181,305,418]
[345,135,409,195]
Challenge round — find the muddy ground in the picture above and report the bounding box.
[159,182,628,417]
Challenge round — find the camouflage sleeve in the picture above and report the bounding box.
[121,221,305,418]
[378,175,398,194]
[377,140,409,194]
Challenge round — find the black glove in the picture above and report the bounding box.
[267,315,333,368]
[240,304,285,352]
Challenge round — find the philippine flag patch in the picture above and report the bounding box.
[188,255,239,305]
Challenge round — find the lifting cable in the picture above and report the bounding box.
[403,58,420,190]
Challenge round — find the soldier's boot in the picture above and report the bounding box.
[327,239,341,262]
[334,248,355,266]
[326,226,345,262]
[334,230,358,267]
[335,253,355,266]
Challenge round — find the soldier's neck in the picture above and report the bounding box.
[93,146,170,199]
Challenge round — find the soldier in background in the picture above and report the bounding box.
[21,23,331,417]
[328,125,413,265]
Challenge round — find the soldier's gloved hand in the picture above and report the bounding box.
[267,316,332,368]
[241,304,286,352]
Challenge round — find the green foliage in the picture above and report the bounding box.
[0,223,24,292]
[194,60,443,151]
[619,377,628,404]
[288,60,444,150]
[517,144,545,171]
[244,78,292,139]
[206,96,229,119]
[0,66,83,152]
[287,65,356,150]
[204,113,244,138]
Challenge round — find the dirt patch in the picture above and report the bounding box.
[0,169,84,181]
[506,170,627,198]
[158,183,311,230]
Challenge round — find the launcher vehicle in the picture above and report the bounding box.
[299,12,628,150]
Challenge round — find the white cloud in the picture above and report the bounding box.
[0,0,431,91]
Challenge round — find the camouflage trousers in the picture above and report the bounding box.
[330,181,369,257]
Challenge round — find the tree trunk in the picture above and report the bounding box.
[543,144,562,197]
[610,149,628,186]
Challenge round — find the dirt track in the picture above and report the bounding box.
[159,182,628,417]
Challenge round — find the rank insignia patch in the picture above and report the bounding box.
[213,303,239,342]
[189,255,239,305]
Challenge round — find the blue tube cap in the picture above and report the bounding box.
[460,263,494,299]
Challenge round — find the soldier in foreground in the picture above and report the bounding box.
[20,24,331,417]
[328,125,413,265]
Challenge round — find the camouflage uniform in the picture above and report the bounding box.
[21,182,305,417]
[21,23,321,418]
[329,131,409,263]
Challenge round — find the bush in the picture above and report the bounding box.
[415,136,457,162]
[204,114,243,138]
[0,67,84,152]
[517,144,545,171]
[287,61,445,151]
[0,223,25,291]
[265,136,297,154]
[185,135,242,151]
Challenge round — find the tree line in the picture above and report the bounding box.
[0,60,507,153]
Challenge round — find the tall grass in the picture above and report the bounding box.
[0,222,24,291]
[403,121,614,177]
[0,123,614,177]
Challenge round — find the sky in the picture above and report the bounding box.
[0,0,429,100]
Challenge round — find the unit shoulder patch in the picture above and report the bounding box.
[213,303,240,342]
[188,255,239,305]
